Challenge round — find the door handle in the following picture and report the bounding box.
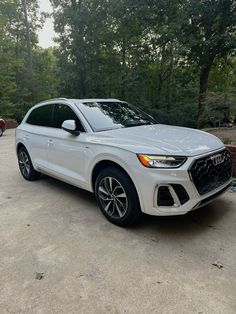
[47,139,54,146]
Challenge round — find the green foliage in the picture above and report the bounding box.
[0,0,59,121]
[0,0,236,128]
[222,137,232,145]
[177,0,236,127]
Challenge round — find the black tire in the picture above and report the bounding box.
[0,127,3,137]
[95,167,142,227]
[17,146,41,181]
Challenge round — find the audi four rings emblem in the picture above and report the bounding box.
[210,153,225,166]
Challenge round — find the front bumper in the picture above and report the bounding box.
[131,148,232,216]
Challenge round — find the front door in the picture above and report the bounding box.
[46,103,87,188]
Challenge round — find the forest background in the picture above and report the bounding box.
[0,0,236,128]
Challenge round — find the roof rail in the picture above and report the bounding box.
[37,98,69,104]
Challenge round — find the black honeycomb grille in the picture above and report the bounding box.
[189,149,232,195]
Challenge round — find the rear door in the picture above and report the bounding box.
[24,104,53,170]
[46,103,87,188]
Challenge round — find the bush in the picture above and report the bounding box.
[0,103,32,123]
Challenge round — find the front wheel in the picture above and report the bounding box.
[95,167,142,227]
[17,146,41,181]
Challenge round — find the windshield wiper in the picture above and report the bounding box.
[124,120,152,128]
[96,126,122,132]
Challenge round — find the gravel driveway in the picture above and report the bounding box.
[0,129,236,313]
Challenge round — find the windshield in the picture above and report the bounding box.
[76,101,157,132]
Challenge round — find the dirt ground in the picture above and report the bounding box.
[207,127,236,145]
[0,129,236,313]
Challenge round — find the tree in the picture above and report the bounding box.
[179,0,236,127]
[51,0,111,97]
[1,0,236,128]
[0,0,58,120]
[21,0,33,76]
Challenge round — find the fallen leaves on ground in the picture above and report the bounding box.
[35,272,45,280]
[212,261,223,269]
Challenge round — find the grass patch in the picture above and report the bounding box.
[222,137,232,145]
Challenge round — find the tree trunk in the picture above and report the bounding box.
[79,68,87,97]
[71,0,87,97]
[157,45,165,107]
[166,42,174,112]
[121,40,126,99]
[15,21,20,91]
[197,59,214,128]
[21,0,33,77]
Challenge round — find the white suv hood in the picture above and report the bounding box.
[91,124,224,156]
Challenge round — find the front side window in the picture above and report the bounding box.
[76,102,157,132]
[52,104,84,131]
[26,105,53,127]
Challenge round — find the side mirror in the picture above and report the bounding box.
[62,120,80,136]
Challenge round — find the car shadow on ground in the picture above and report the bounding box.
[40,174,232,237]
[135,198,232,239]
[42,174,96,204]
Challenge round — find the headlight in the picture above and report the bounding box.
[137,154,187,168]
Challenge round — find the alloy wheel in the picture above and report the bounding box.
[98,176,128,218]
[19,151,30,177]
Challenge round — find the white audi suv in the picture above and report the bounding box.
[15,98,232,226]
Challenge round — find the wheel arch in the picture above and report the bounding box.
[16,142,27,153]
[91,159,143,210]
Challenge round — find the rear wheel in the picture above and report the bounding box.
[17,146,41,181]
[0,127,3,137]
[95,167,142,227]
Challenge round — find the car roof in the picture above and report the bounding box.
[69,98,124,103]
[37,98,125,106]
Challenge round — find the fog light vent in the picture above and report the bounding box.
[157,184,189,207]
[157,186,174,206]
[171,184,189,205]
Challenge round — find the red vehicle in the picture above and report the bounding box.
[0,118,6,137]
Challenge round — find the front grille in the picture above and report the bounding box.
[189,149,232,195]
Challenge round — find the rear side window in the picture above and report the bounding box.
[27,105,53,127]
[52,104,84,131]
